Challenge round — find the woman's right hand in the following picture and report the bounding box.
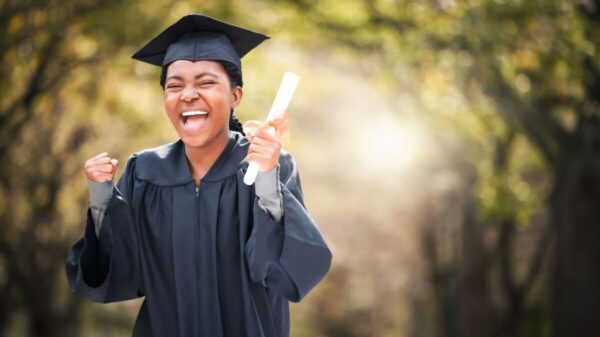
[85,152,119,183]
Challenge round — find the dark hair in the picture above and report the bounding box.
[160,60,245,135]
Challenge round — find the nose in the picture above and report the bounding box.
[180,86,199,103]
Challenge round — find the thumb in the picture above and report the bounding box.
[110,159,119,176]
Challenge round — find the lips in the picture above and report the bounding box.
[180,110,209,131]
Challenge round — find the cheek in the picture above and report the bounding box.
[213,90,234,111]
[163,93,179,113]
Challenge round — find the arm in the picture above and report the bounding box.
[65,155,142,303]
[88,180,114,237]
[255,166,283,223]
[245,153,332,302]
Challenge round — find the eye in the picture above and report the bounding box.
[198,81,216,87]
[166,83,182,89]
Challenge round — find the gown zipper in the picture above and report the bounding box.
[194,183,201,333]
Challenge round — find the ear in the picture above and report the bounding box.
[231,86,243,109]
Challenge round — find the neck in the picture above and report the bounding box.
[184,130,230,186]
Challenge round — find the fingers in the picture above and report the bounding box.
[242,112,289,172]
[246,134,281,173]
[248,142,279,156]
[86,171,114,182]
[249,132,282,159]
[89,152,109,161]
[242,120,262,136]
[275,123,289,137]
[253,131,281,146]
[244,152,276,172]
[245,152,272,163]
[243,112,290,141]
[94,157,112,165]
[90,173,115,182]
[268,116,289,140]
[92,164,113,174]
[246,126,279,144]
[268,111,289,127]
[85,152,118,182]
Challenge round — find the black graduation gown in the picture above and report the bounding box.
[65,131,332,337]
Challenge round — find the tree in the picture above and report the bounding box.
[0,1,278,335]
[0,1,168,335]
[273,0,600,336]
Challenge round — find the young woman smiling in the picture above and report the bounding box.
[66,14,332,337]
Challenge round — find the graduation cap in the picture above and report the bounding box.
[131,14,269,69]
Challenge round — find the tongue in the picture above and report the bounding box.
[183,114,208,130]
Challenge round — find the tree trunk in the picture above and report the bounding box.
[0,276,14,337]
[550,120,600,337]
[459,191,493,337]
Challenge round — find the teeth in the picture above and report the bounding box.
[181,111,208,117]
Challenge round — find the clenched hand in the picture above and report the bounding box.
[85,152,119,183]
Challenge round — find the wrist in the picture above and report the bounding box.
[88,180,114,207]
[255,165,280,198]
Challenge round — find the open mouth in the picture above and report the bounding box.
[180,110,209,130]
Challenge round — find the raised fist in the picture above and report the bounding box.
[84,152,118,183]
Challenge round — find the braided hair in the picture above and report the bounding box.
[160,60,245,135]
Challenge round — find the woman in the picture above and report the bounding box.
[66,14,332,337]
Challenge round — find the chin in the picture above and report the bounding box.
[180,134,209,148]
[178,128,228,149]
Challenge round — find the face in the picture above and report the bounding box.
[163,60,243,150]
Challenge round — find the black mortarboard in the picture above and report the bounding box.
[131,14,269,69]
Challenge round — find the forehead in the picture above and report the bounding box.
[166,60,226,77]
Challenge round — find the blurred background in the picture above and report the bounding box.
[1,0,599,336]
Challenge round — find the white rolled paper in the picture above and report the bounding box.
[244,72,300,186]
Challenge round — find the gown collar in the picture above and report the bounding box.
[135,131,249,186]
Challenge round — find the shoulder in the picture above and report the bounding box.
[133,141,180,162]
[124,140,192,186]
[123,141,179,169]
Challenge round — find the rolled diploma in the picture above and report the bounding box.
[244,72,300,186]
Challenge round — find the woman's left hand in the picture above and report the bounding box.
[244,114,288,173]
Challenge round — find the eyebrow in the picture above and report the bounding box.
[165,72,219,81]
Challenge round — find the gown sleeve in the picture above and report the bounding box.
[65,155,143,303]
[255,166,284,223]
[245,152,332,302]
[87,180,114,237]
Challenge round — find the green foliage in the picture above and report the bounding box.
[2,0,599,336]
